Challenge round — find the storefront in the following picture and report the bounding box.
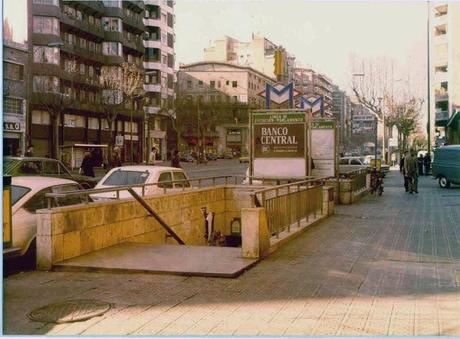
[3,114,25,156]
[150,129,166,161]
[226,128,242,155]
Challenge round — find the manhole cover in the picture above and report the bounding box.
[28,299,111,323]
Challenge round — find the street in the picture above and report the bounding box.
[4,170,460,335]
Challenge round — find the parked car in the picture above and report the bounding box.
[239,155,249,163]
[3,157,98,189]
[180,154,195,163]
[207,153,218,161]
[4,177,84,259]
[339,156,390,176]
[432,145,460,188]
[91,166,191,200]
[223,152,234,159]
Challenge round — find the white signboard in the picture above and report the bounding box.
[115,135,124,146]
[311,120,336,178]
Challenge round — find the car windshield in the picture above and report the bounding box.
[3,158,19,174]
[11,185,31,205]
[103,170,149,186]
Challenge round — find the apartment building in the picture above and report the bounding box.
[29,0,145,163]
[331,85,352,146]
[292,67,333,113]
[176,61,276,155]
[143,0,175,160]
[431,2,460,144]
[203,34,295,83]
[3,40,29,156]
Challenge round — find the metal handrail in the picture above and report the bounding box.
[250,176,330,196]
[44,175,243,206]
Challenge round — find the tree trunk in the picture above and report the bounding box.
[51,113,59,159]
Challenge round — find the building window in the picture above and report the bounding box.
[63,32,74,45]
[103,0,121,8]
[232,81,238,88]
[79,63,86,75]
[226,80,230,85]
[102,17,122,32]
[64,59,77,73]
[33,16,59,35]
[145,48,160,61]
[64,114,85,128]
[33,46,59,64]
[161,13,167,23]
[3,97,24,114]
[88,65,94,77]
[102,42,122,56]
[210,81,215,89]
[88,91,95,103]
[79,37,87,49]
[161,53,167,65]
[167,13,174,28]
[3,62,24,80]
[217,81,221,88]
[167,74,174,89]
[33,76,59,93]
[187,80,192,89]
[233,95,238,102]
[198,80,203,87]
[88,117,99,130]
[167,33,174,48]
[167,54,174,68]
[32,110,51,125]
[33,0,58,5]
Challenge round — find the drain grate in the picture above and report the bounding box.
[28,299,111,323]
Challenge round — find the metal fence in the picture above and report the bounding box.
[340,168,368,194]
[250,178,327,238]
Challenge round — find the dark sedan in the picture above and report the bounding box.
[180,154,195,163]
[3,157,98,189]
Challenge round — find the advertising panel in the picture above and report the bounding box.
[311,120,336,178]
[254,124,304,158]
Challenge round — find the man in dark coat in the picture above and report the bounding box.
[171,150,181,168]
[80,151,95,177]
[423,153,431,176]
[400,152,409,192]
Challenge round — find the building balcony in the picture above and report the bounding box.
[123,35,145,54]
[73,1,105,15]
[144,60,161,69]
[60,14,105,39]
[31,3,61,18]
[124,0,145,11]
[435,89,449,102]
[144,40,162,49]
[60,42,104,63]
[144,18,162,27]
[144,83,161,92]
[436,110,449,121]
[433,14,448,28]
[104,31,124,43]
[434,71,449,83]
[144,105,160,114]
[122,10,146,32]
[103,55,125,65]
[60,71,100,88]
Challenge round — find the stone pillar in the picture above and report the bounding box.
[36,212,53,270]
[241,207,270,259]
[322,186,335,216]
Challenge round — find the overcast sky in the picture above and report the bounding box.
[175,0,428,95]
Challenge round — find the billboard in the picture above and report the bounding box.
[311,120,337,178]
[250,110,308,178]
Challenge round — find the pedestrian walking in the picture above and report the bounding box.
[406,150,419,194]
[423,153,431,176]
[149,147,157,165]
[110,147,122,169]
[24,145,34,157]
[171,150,181,168]
[401,151,410,192]
[80,151,95,177]
[417,153,424,176]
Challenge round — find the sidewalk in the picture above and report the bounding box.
[4,171,460,335]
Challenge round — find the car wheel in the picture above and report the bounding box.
[438,176,451,188]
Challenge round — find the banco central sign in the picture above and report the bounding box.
[254,124,304,158]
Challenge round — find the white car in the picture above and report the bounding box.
[4,177,84,259]
[91,165,191,200]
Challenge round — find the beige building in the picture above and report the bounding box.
[203,35,295,83]
[292,67,333,111]
[176,61,275,155]
[431,2,460,144]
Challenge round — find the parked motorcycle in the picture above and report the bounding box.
[370,168,384,196]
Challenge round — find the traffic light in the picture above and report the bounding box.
[274,49,284,77]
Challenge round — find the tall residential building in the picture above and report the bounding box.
[143,0,175,160]
[176,61,275,155]
[331,85,352,148]
[292,67,333,113]
[29,0,145,163]
[203,34,295,83]
[3,40,29,156]
[431,2,460,145]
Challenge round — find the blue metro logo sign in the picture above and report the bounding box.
[257,82,301,108]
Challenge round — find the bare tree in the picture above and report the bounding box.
[99,62,144,161]
[32,58,77,158]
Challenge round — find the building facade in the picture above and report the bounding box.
[3,40,29,156]
[29,0,145,164]
[203,34,295,83]
[431,2,460,145]
[143,0,175,160]
[331,85,352,149]
[176,61,275,155]
[292,67,333,114]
